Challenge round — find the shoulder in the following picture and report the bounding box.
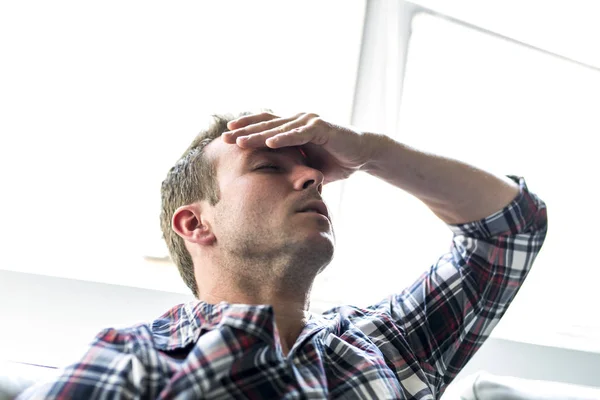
[90,301,197,354]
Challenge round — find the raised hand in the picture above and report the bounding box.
[223,112,378,184]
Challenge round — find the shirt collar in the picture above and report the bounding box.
[151,300,280,351]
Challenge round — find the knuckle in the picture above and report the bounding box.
[307,117,322,127]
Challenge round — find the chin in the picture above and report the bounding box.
[300,234,335,270]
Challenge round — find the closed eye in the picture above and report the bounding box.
[255,164,281,171]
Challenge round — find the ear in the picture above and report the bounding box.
[172,203,216,246]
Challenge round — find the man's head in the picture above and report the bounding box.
[160,113,335,298]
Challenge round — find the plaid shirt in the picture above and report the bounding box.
[20,176,547,400]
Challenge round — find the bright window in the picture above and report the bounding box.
[395,11,600,344]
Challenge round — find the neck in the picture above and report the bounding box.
[195,249,323,355]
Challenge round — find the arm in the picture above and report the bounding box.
[377,175,547,394]
[359,135,547,392]
[224,112,518,221]
[361,132,520,224]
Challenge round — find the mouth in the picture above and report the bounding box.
[297,200,329,219]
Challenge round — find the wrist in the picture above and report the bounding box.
[359,132,392,174]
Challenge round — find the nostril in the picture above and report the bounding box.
[302,179,315,190]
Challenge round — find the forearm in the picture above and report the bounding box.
[361,133,520,225]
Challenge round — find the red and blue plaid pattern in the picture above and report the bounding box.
[19,176,547,399]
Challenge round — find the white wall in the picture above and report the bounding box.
[1,269,599,388]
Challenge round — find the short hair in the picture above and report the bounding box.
[160,112,251,297]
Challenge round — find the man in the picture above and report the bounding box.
[20,111,547,399]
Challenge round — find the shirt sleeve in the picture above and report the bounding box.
[17,328,149,400]
[380,175,548,394]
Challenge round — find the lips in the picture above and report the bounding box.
[297,200,329,219]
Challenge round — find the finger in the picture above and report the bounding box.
[265,127,316,149]
[235,118,308,148]
[223,117,293,144]
[227,112,278,130]
[224,112,310,142]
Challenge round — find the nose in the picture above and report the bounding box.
[294,165,324,195]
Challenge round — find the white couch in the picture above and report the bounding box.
[442,371,600,400]
[0,361,59,400]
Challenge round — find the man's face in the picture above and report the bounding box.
[204,138,335,276]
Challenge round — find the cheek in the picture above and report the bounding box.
[221,190,271,217]
[243,192,280,216]
[244,195,287,225]
[221,178,288,222]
